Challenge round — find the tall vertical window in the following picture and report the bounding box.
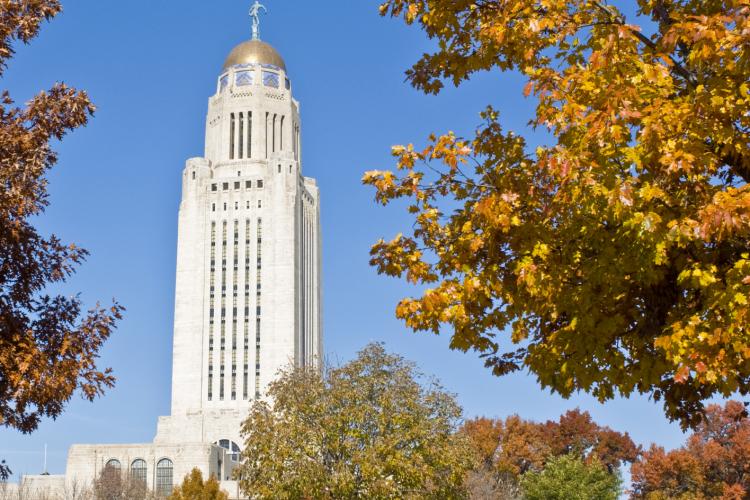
[220,222,227,401]
[280,116,285,151]
[247,112,252,158]
[238,112,244,160]
[156,459,173,497]
[231,220,239,401]
[130,459,147,485]
[265,112,269,159]
[208,222,216,401]
[272,114,277,153]
[255,218,262,399]
[244,219,251,400]
[230,113,236,160]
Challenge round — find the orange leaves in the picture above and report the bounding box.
[372,0,750,428]
[697,187,750,241]
[631,401,750,498]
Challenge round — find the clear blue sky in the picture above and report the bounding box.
[0,0,704,478]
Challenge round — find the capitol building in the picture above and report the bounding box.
[12,6,322,499]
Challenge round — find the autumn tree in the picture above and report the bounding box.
[366,0,750,427]
[235,343,474,499]
[631,400,750,499]
[461,409,638,496]
[0,0,122,480]
[92,466,151,500]
[520,455,622,500]
[168,469,228,500]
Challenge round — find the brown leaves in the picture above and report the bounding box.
[0,0,121,440]
[0,0,61,76]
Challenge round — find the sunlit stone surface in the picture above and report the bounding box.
[15,36,322,500]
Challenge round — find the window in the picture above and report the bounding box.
[238,113,244,159]
[216,440,242,462]
[272,114,277,153]
[219,74,229,93]
[246,181,252,189]
[278,164,281,173]
[247,112,252,158]
[234,182,240,190]
[230,113,235,160]
[211,184,217,192]
[258,200,262,209]
[105,459,122,471]
[212,203,216,213]
[285,78,291,90]
[265,112,269,159]
[235,70,253,87]
[192,171,196,180]
[223,183,229,191]
[256,218,262,399]
[257,180,264,189]
[262,70,279,88]
[280,116,284,151]
[130,459,147,485]
[156,459,173,497]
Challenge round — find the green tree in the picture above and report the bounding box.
[168,469,228,500]
[0,0,122,480]
[367,0,750,430]
[235,343,474,499]
[520,455,622,500]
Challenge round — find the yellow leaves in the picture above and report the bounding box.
[371,0,750,428]
[532,243,550,260]
[697,187,750,241]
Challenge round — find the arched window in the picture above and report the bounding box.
[156,459,174,497]
[130,459,147,485]
[216,439,242,462]
[105,459,121,471]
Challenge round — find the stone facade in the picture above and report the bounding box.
[11,35,322,500]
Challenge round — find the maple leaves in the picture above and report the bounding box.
[366,0,750,427]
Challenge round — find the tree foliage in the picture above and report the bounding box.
[520,455,622,500]
[461,409,638,496]
[630,400,750,499]
[366,0,750,428]
[0,0,123,479]
[235,343,474,499]
[168,469,227,500]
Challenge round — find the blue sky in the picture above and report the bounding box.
[0,0,703,478]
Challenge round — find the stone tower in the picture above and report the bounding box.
[13,15,323,499]
[155,36,323,452]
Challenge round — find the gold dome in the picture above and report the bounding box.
[223,40,286,71]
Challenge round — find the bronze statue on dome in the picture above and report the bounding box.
[249,1,267,41]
